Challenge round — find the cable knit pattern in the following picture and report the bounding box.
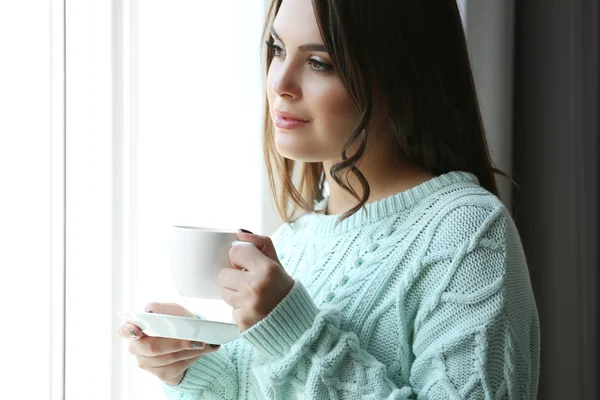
[162,171,540,399]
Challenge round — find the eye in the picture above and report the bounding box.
[265,40,285,57]
[307,58,333,73]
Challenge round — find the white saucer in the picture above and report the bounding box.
[117,311,242,345]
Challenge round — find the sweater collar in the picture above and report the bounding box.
[304,171,480,237]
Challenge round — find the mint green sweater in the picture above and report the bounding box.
[163,171,540,399]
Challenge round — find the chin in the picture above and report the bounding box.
[274,144,325,163]
[275,150,324,163]
[273,128,340,163]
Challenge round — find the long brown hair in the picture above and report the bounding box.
[262,0,505,224]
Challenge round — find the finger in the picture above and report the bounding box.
[218,267,247,292]
[150,355,205,385]
[236,230,280,263]
[137,347,208,369]
[143,345,222,384]
[220,286,243,309]
[143,302,195,318]
[228,244,270,273]
[130,336,196,357]
[118,323,145,340]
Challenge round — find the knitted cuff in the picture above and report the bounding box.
[242,280,320,358]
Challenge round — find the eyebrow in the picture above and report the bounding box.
[271,28,328,53]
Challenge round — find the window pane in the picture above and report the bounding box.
[127,1,265,398]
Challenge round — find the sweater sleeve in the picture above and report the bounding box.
[242,280,416,399]
[401,206,540,398]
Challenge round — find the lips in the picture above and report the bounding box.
[273,110,310,130]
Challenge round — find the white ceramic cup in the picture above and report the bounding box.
[168,226,256,299]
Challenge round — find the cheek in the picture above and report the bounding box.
[311,83,358,140]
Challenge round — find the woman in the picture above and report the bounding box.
[119,0,540,398]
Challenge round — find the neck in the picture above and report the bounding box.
[321,157,434,216]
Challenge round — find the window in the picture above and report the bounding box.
[66,1,274,399]
[1,1,274,399]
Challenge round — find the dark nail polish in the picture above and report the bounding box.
[145,310,153,313]
[209,344,220,349]
[239,229,253,234]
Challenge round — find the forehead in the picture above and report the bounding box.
[273,0,323,42]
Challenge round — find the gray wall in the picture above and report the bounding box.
[512,1,599,398]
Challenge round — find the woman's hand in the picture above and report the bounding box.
[218,229,295,332]
[117,303,221,386]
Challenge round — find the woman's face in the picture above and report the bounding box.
[266,0,359,163]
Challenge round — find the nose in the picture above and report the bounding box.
[269,60,301,99]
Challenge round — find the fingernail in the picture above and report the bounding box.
[239,229,253,234]
[145,310,153,313]
[190,341,205,349]
[129,327,141,339]
[209,344,220,349]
